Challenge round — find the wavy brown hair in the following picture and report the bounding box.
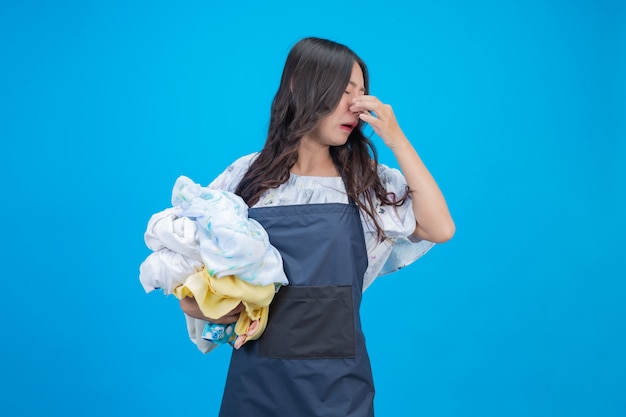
[235,37,407,240]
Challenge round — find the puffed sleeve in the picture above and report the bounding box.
[370,164,435,276]
[365,164,420,238]
[208,153,258,192]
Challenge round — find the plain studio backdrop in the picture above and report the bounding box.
[1,1,624,416]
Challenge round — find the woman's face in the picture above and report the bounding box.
[305,62,366,147]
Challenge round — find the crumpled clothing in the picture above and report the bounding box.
[173,268,275,348]
[139,176,288,352]
[184,314,218,354]
[139,207,204,294]
[171,176,288,287]
[144,207,202,261]
[139,247,203,295]
[202,322,236,345]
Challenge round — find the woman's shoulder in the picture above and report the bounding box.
[208,153,259,192]
[376,162,402,180]
[229,152,259,168]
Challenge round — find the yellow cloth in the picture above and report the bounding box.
[173,268,276,343]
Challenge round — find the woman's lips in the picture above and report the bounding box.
[340,123,357,132]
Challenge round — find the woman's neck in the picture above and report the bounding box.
[292,139,339,177]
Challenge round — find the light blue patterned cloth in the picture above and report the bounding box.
[171,175,288,287]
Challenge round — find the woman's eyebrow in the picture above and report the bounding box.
[348,80,366,92]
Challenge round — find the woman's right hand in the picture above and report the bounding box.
[179,297,244,324]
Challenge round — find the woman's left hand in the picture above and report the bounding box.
[350,96,408,149]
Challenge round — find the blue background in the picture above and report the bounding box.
[1,1,624,416]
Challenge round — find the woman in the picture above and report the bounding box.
[181,37,454,416]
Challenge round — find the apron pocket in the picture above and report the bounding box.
[258,285,355,359]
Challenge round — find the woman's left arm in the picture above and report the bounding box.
[352,96,455,243]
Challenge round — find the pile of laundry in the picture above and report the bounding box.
[139,176,288,353]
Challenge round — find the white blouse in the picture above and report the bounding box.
[208,153,434,291]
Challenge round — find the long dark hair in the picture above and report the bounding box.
[235,37,407,239]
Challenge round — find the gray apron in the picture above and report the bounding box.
[219,202,375,417]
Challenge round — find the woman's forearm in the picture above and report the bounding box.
[390,136,455,243]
